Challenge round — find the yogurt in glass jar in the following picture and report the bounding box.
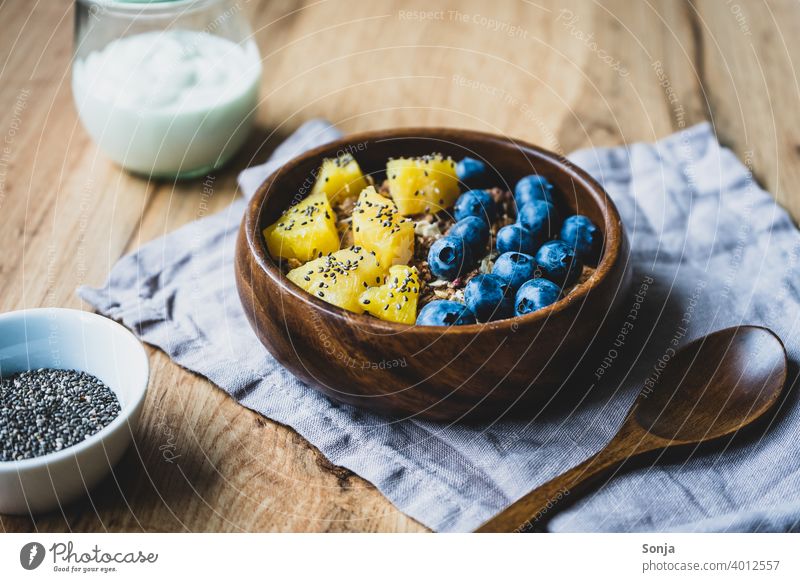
[73,0,261,178]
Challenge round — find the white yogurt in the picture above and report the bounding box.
[73,30,261,177]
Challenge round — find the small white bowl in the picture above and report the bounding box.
[0,308,148,514]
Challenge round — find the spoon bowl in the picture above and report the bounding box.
[636,326,787,442]
[476,325,788,532]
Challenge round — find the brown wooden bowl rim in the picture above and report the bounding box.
[242,127,624,334]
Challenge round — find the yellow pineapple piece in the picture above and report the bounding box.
[386,154,460,216]
[310,153,368,203]
[359,265,420,325]
[352,186,414,268]
[263,192,339,263]
[287,247,384,313]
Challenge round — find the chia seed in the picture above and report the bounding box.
[0,368,122,462]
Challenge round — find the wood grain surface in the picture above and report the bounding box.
[1,0,799,532]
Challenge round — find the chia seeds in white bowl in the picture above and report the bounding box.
[1,368,122,462]
[0,308,148,514]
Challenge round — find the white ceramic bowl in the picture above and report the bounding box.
[0,308,148,514]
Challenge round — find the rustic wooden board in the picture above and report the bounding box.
[1,0,798,532]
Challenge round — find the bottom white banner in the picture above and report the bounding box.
[0,533,796,581]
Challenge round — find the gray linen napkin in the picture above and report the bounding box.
[78,120,800,532]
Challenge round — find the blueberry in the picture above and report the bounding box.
[492,251,538,291]
[517,200,560,241]
[456,157,488,188]
[464,274,514,322]
[448,216,490,256]
[515,278,562,316]
[560,214,601,264]
[427,235,474,280]
[454,189,495,222]
[416,300,476,326]
[496,223,539,255]
[515,174,554,208]
[535,240,583,287]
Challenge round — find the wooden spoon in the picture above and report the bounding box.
[476,325,788,533]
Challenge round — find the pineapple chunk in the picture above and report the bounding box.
[310,153,368,203]
[263,192,340,262]
[353,186,414,268]
[386,154,460,216]
[359,265,420,325]
[287,247,384,313]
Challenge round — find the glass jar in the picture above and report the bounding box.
[73,0,261,178]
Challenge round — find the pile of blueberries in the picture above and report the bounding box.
[416,157,602,326]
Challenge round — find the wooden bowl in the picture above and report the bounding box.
[235,128,630,422]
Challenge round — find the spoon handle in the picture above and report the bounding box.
[475,437,645,533]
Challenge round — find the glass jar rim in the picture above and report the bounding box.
[76,0,228,16]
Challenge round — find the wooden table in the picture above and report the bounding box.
[1,0,798,533]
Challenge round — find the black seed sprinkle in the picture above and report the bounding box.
[1,368,121,462]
